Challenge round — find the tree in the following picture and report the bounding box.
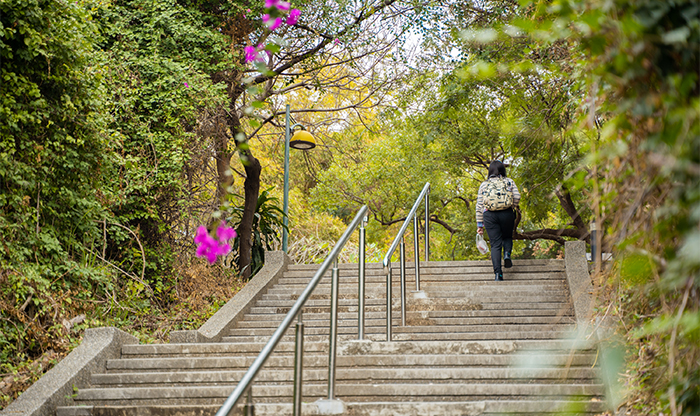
[187,0,425,278]
[306,0,595,258]
[415,68,589,245]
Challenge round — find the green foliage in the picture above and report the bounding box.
[0,0,107,263]
[82,0,231,305]
[479,0,700,412]
[0,0,113,366]
[0,0,234,394]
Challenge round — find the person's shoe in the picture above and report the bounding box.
[495,273,504,281]
[504,254,513,269]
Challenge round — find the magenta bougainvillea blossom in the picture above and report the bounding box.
[194,222,237,264]
[243,0,300,63]
[264,0,286,8]
[286,9,300,25]
[244,45,260,63]
[263,14,283,31]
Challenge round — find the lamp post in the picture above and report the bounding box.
[283,104,316,252]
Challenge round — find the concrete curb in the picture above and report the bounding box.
[564,241,593,326]
[0,327,137,416]
[565,242,624,414]
[170,251,290,343]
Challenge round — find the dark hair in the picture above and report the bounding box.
[488,160,507,178]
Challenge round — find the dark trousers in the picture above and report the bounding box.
[483,209,516,275]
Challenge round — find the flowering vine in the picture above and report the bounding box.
[244,0,300,63]
[194,0,300,265]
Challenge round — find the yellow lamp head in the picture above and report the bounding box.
[289,129,316,150]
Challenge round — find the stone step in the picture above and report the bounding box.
[276,269,567,280]
[286,259,562,269]
[383,331,575,341]
[251,298,571,309]
[220,329,578,343]
[265,281,570,291]
[91,365,599,387]
[120,339,592,358]
[276,278,568,288]
[281,261,564,275]
[250,305,572,316]
[228,322,574,337]
[247,301,572,315]
[235,315,575,329]
[276,272,566,283]
[57,399,607,416]
[221,334,389,343]
[240,308,573,322]
[260,289,571,300]
[73,382,603,405]
[122,342,328,357]
[104,352,596,373]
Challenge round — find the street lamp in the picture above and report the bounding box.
[283,104,316,252]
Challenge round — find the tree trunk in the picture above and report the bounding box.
[237,148,261,280]
[554,186,589,241]
[222,106,260,280]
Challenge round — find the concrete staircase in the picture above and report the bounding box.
[57,259,605,415]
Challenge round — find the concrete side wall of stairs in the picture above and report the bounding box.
[0,328,138,416]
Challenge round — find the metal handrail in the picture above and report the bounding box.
[216,205,369,416]
[381,182,430,341]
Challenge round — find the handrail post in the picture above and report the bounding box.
[385,265,392,341]
[244,387,254,416]
[358,216,367,340]
[425,188,430,262]
[413,215,420,292]
[400,238,406,327]
[292,311,304,416]
[327,260,340,400]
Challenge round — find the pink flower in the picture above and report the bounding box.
[244,45,257,63]
[264,0,278,8]
[194,223,237,265]
[334,38,340,45]
[276,1,290,11]
[286,8,300,25]
[184,82,189,88]
[217,222,237,242]
[263,14,283,31]
[194,226,219,264]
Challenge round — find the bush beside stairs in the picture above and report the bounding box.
[5,244,606,416]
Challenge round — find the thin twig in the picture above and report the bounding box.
[35,184,41,236]
[86,248,153,295]
[106,222,147,283]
